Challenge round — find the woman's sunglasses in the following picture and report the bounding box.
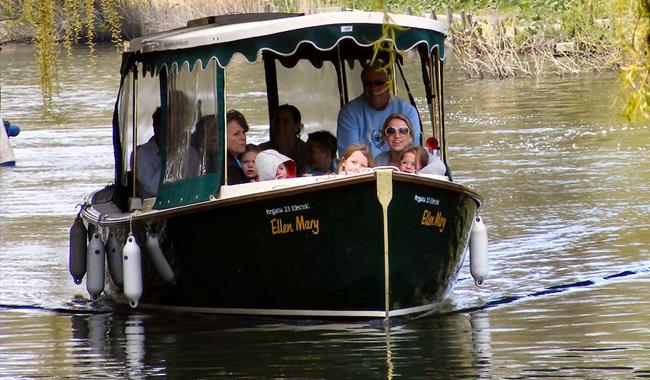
[384,126,410,136]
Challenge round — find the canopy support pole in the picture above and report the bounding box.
[263,52,279,125]
[131,66,139,199]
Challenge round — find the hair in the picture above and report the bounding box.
[337,143,373,172]
[381,113,413,137]
[152,106,162,129]
[361,58,392,77]
[307,130,337,157]
[271,104,303,138]
[400,145,429,170]
[227,109,249,132]
[244,143,261,155]
[277,104,301,124]
[191,114,217,146]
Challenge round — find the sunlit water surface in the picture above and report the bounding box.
[1,45,648,378]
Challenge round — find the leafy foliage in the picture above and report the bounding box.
[611,0,649,122]
[1,0,123,119]
[62,0,81,53]
[32,0,59,120]
[1,0,646,121]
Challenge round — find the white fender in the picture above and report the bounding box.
[122,233,143,308]
[106,232,124,287]
[69,214,87,285]
[86,231,105,300]
[469,216,489,286]
[145,232,175,284]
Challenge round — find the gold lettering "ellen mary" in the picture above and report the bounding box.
[421,209,446,232]
[270,215,320,235]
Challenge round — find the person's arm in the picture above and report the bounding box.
[226,152,247,185]
[136,149,159,198]
[405,103,422,145]
[336,104,360,157]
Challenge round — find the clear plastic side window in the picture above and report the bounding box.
[276,59,340,139]
[118,71,133,187]
[164,59,217,183]
[118,66,161,187]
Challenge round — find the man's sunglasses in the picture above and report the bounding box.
[363,80,387,87]
[385,126,410,136]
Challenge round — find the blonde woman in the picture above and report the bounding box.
[373,113,414,167]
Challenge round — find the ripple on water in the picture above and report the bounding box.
[0,46,648,378]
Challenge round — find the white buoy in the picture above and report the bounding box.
[86,231,105,300]
[69,214,87,285]
[469,215,489,286]
[145,232,175,284]
[122,233,143,308]
[106,232,124,287]
[0,116,16,166]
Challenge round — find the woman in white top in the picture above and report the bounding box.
[373,113,415,168]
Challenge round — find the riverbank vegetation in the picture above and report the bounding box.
[0,0,647,121]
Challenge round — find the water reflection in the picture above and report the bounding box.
[470,311,493,377]
[3,276,647,379]
[60,311,494,379]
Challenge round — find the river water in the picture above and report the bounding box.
[1,44,648,378]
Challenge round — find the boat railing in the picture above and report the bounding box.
[217,172,373,199]
[218,168,450,200]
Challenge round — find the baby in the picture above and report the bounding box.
[255,149,296,180]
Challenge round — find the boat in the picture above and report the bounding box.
[0,116,20,166]
[69,11,487,319]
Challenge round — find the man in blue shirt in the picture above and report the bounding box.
[130,107,162,198]
[336,63,420,158]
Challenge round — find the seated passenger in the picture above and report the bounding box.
[399,145,429,174]
[304,130,338,176]
[241,144,261,182]
[255,149,296,180]
[188,114,218,177]
[130,107,162,198]
[259,104,307,173]
[337,143,373,174]
[373,113,414,168]
[226,110,249,185]
[336,59,420,158]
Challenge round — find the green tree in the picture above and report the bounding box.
[612,0,649,122]
[2,0,647,121]
[1,0,122,120]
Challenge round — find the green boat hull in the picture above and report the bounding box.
[115,173,480,318]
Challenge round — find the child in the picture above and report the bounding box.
[255,149,296,180]
[304,130,338,175]
[338,144,373,174]
[241,144,261,182]
[399,145,429,174]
